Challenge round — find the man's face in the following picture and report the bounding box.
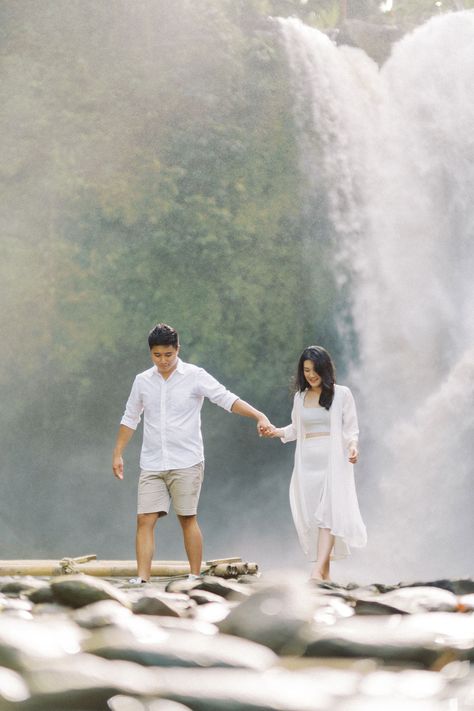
[150,344,180,376]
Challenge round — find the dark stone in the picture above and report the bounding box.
[84,625,277,670]
[28,585,55,604]
[50,575,131,609]
[72,600,135,629]
[0,577,49,596]
[132,591,194,618]
[218,581,314,655]
[167,576,252,601]
[187,589,226,605]
[304,612,474,667]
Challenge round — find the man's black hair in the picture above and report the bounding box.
[148,323,179,349]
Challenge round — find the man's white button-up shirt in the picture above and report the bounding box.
[121,359,239,471]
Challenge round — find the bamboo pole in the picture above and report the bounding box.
[0,558,258,578]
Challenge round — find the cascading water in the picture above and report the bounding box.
[279,12,474,581]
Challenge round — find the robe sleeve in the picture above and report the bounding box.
[280,393,298,443]
[342,386,359,449]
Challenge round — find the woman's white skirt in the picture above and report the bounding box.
[297,436,350,561]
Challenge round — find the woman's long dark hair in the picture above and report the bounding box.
[296,346,336,410]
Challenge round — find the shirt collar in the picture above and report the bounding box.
[153,357,185,378]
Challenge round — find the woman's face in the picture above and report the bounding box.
[303,360,322,389]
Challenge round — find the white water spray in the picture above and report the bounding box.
[279,13,474,581]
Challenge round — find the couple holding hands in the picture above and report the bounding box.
[113,323,366,583]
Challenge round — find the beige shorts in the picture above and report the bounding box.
[137,462,204,516]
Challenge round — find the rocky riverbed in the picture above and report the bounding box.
[0,572,473,710]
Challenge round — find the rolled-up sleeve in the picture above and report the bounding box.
[196,368,239,412]
[120,376,144,430]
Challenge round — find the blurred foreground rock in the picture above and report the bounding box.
[0,573,473,709]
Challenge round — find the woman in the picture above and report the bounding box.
[265,346,367,580]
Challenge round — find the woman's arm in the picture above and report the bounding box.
[342,387,359,463]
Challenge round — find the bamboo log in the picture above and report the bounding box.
[0,558,259,578]
[0,560,195,577]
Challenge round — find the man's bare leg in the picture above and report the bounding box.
[178,514,203,576]
[311,527,335,581]
[136,512,160,581]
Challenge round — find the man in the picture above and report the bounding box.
[112,323,272,583]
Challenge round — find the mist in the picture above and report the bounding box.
[280,11,474,581]
[1,1,472,584]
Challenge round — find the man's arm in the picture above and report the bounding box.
[231,398,272,436]
[112,425,135,480]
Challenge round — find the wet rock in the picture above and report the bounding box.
[84,625,277,670]
[108,697,148,711]
[132,591,195,618]
[72,600,135,629]
[50,575,131,609]
[352,596,408,616]
[148,616,218,636]
[400,578,474,596]
[170,576,252,602]
[146,701,194,711]
[163,579,199,595]
[0,616,84,671]
[187,589,226,605]
[304,612,474,667]
[22,654,162,710]
[374,587,459,614]
[109,697,192,711]
[31,603,71,617]
[27,584,55,604]
[0,597,33,614]
[149,667,333,711]
[359,583,400,594]
[358,667,446,698]
[0,578,49,596]
[219,581,314,655]
[0,666,30,705]
[192,601,232,624]
[237,574,261,585]
[312,595,355,624]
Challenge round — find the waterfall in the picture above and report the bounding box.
[279,13,474,581]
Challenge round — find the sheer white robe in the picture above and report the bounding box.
[280,384,367,560]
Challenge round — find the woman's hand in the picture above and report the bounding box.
[261,425,283,438]
[348,445,358,464]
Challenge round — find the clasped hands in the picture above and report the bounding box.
[257,417,281,438]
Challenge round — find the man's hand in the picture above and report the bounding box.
[257,415,273,437]
[112,425,135,480]
[112,453,124,480]
[348,445,358,464]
